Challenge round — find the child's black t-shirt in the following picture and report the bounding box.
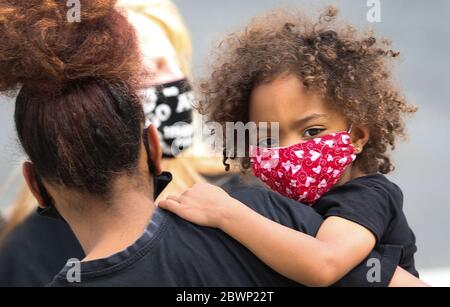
[314,174,418,277]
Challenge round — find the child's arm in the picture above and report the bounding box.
[224,208,376,286]
[159,183,376,286]
[389,267,430,287]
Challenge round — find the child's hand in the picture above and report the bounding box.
[158,183,241,228]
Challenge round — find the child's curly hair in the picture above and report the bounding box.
[198,6,417,175]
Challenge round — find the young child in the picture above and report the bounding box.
[159,7,426,286]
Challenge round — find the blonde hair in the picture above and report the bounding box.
[119,0,193,77]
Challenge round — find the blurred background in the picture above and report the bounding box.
[1,0,449,285]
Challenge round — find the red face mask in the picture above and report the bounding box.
[250,131,356,205]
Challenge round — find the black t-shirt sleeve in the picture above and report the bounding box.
[231,187,324,237]
[230,188,400,287]
[314,179,399,243]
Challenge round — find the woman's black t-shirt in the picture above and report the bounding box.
[0,212,84,286]
[314,174,418,277]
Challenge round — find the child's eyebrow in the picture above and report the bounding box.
[290,113,328,130]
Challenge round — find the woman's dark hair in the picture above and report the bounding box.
[0,0,147,197]
[199,6,417,174]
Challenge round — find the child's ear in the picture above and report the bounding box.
[351,126,370,154]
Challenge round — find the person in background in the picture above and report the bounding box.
[120,0,245,199]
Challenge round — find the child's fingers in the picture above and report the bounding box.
[166,194,182,203]
[158,199,182,214]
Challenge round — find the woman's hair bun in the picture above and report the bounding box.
[0,0,143,93]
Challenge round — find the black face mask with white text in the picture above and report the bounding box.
[140,78,194,158]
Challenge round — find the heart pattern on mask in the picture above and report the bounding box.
[282,161,292,171]
[333,170,340,177]
[295,150,304,158]
[272,150,280,159]
[250,131,356,204]
[342,134,350,144]
[305,176,316,187]
[339,157,348,164]
[291,165,301,174]
[310,150,321,162]
[312,166,322,174]
[324,140,334,148]
[318,179,328,188]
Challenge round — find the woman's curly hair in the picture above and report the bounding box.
[198,6,417,174]
[0,0,143,93]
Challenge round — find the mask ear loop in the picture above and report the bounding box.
[347,124,354,134]
[142,128,157,175]
[142,128,173,200]
[34,173,65,220]
[346,124,362,154]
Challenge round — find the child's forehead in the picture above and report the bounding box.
[249,75,333,124]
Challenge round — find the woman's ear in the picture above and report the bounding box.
[22,162,47,209]
[351,125,370,154]
[146,124,163,175]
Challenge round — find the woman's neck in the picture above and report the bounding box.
[68,190,155,262]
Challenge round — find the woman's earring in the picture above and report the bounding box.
[355,147,362,154]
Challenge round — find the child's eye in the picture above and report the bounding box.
[258,137,279,148]
[303,128,325,138]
